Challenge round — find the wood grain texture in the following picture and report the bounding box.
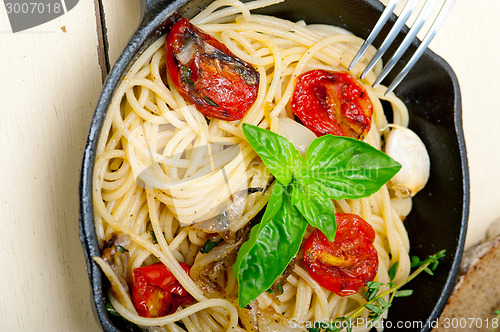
[0,2,102,331]
[101,0,141,66]
[432,236,500,331]
[0,0,499,331]
[429,0,500,248]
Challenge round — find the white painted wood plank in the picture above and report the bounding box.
[428,0,500,247]
[0,2,103,331]
[379,2,500,248]
[101,0,142,66]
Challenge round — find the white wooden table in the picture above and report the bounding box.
[1,1,499,330]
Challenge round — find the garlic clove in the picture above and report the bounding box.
[277,117,317,155]
[385,126,430,198]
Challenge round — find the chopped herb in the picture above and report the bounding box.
[105,301,120,317]
[149,230,158,244]
[203,96,219,107]
[200,238,223,253]
[116,245,128,253]
[105,301,132,324]
[247,187,264,194]
[149,231,166,244]
[181,65,195,87]
[276,282,283,293]
[266,288,273,293]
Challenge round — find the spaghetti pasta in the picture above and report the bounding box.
[92,0,415,330]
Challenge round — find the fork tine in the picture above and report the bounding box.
[385,0,456,94]
[359,0,420,80]
[373,0,440,88]
[348,0,399,71]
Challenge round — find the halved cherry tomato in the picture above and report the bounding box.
[303,213,378,297]
[131,262,194,317]
[165,18,259,121]
[290,70,373,139]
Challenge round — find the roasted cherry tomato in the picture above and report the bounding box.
[303,213,378,297]
[131,262,194,317]
[165,18,259,121]
[290,70,373,139]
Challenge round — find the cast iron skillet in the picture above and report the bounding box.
[80,0,469,331]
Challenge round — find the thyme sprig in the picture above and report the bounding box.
[307,250,446,332]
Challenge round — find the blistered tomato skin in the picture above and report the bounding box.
[131,262,194,317]
[165,18,259,121]
[291,70,373,139]
[303,213,378,297]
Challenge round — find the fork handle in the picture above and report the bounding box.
[385,0,456,95]
[348,0,399,71]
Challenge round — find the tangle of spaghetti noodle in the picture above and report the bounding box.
[92,0,414,330]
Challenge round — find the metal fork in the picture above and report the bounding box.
[349,0,455,95]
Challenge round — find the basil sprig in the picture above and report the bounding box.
[234,124,401,308]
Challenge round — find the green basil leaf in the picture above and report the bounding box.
[233,182,283,306]
[303,135,401,199]
[242,123,302,186]
[291,181,336,241]
[233,182,308,308]
[258,182,283,225]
